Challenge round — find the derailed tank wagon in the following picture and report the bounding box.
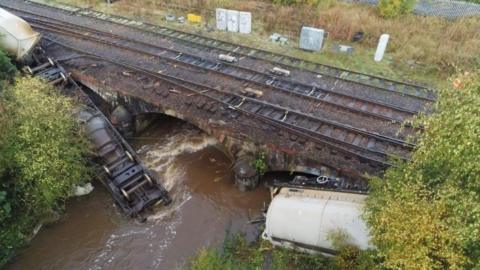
[78,108,172,216]
[0,7,171,217]
[1,8,374,248]
[263,187,371,255]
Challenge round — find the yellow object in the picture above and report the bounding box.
[187,13,202,23]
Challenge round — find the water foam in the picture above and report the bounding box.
[138,129,219,191]
[87,125,221,269]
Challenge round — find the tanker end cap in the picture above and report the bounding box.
[0,8,42,60]
[264,189,372,254]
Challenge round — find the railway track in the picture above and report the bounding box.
[27,18,417,123]
[39,31,413,167]
[14,10,421,131]
[2,4,422,165]
[28,20,415,153]
[9,1,435,103]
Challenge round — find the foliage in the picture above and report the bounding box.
[364,71,480,269]
[335,246,379,270]
[184,234,376,269]
[0,50,16,87]
[271,0,322,5]
[55,0,480,86]
[252,152,268,176]
[378,0,416,18]
[0,191,11,223]
[0,76,90,267]
[327,230,379,270]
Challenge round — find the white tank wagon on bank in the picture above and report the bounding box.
[0,8,41,60]
[262,188,372,255]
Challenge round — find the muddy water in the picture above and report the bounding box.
[7,117,269,270]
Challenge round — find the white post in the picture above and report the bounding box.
[374,34,390,62]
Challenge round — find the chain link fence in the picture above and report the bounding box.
[345,0,480,18]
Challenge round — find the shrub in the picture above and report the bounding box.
[0,76,90,267]
[252,152,268,176]
[364,70,480,269]
[0,50,16,86]
[184,233,375,269]
[378,0,416,18]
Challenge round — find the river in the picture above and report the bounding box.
[6,116,270,270]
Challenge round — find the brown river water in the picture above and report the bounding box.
[6,117,270,270]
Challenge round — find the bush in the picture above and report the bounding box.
[364,71,480,269]
[378,0,416,18]
[0,50,16,86]
[0,76,91,267]
[252,152,268,176]
[184,234,376,269]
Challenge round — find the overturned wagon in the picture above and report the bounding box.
[79,108,171,216]
[21,49,172,217]
[263,187,371,255]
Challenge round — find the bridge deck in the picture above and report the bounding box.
[1,0,434,189]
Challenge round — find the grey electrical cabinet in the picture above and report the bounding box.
[299,26,325,52]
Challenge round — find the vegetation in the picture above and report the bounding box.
[271,0,321,5]
[252,152,268,176]
[378,0,416,18]
[273,0,417,18]
[0,53,90,267]
[40,0,480,86]
[364,70,480,269]
[0,50,16,87]
[7,1,480,269]
[183,235,375,270]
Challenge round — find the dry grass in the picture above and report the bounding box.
[40,0,480,86]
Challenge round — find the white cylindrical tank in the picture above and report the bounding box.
[0,8,41,60]
[263,188,371,254]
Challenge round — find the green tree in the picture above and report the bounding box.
[364,71,480,269]
[0,76,90,266]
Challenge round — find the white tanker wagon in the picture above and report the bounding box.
[262,188,372,255]
[0,8,41,61]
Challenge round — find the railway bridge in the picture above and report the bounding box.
[1,1,435,191]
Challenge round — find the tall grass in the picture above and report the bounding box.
[40,0,480,82]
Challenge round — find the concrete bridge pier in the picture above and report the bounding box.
[233,155,260,192]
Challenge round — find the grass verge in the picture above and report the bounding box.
[182,234,377,270]
[40,0,480,88]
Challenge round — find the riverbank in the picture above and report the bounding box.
[184,235,376,270]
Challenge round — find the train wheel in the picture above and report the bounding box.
[125,151,135,162]
[121,188,131,201]
[144,173,153,185]
[103,165,111,176]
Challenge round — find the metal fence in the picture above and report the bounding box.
[345,0,480,18]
